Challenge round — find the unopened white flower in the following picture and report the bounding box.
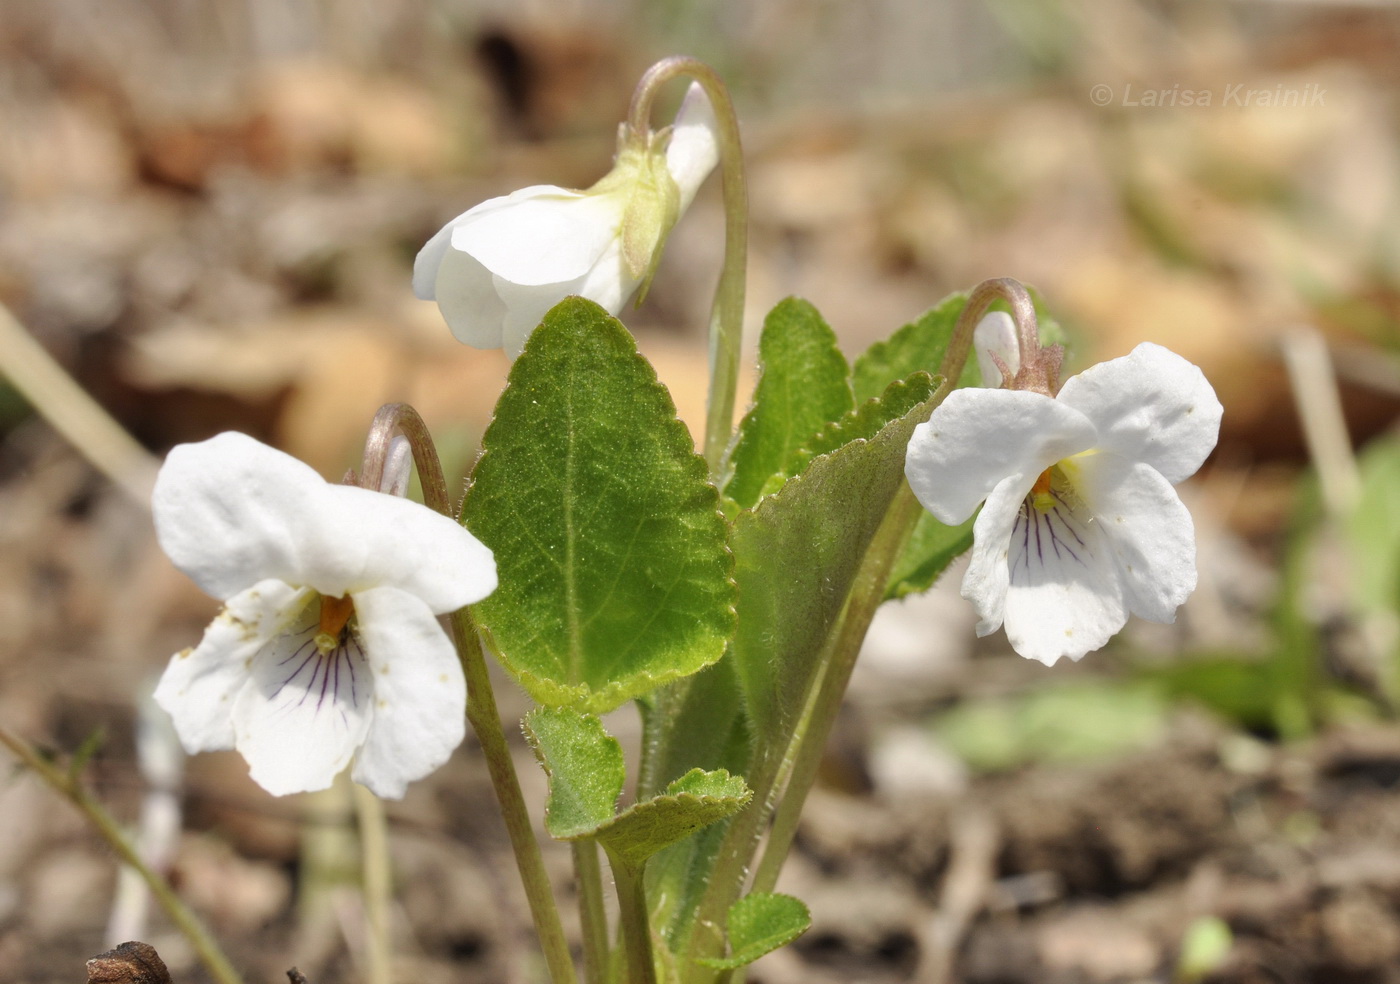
[905,343,1222,665]
[152,433,496,798]
[414,82,721,358]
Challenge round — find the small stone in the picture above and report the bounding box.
[86,941,172,984]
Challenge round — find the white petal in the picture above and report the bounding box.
[961,473,1037,637]
[666,82,721,212]
[433,245,508,349]
[153,433,326,600]
[154,580,313,753]
[571,234,641,312]
[905,389,1097,525]
[288,482,497,613]
[349,585,467,799]
[1055,343,1222,485]
[412,211,460,300]
[492,274,584,360]
[232,602,373,795]
[155,433,497,613]
[1072,452,1197,623]
[1001,490,1128,665]
[450,186,623,286]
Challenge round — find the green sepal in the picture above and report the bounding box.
[463,298,735,714]
[724,298,853,510]
[696,893,812,969]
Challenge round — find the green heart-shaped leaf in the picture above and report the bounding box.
[464,297,735,713]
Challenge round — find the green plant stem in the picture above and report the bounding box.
[607,854,658,984]
[573,840,611,984]
[353,783,393,984]
[678,744,787,984]
[628,57,748,477]
[453,612,579,984]
[0,726,244,984]
[364,403,577,984]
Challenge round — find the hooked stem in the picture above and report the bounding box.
[629,57,749,477]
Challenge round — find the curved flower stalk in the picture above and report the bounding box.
[414,82,721,359]
[905,340,1222,665]
[152,432,497,797]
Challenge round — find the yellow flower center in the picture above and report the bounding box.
[314,594,355,654]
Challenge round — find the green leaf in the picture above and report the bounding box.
[724,298,853,510]
[640,661,753,946]
[697,893,812,969]
[463,297,736,713]
[852,293,977,403]
[598,769,752,868]
[524,707,625,839]
[885,511,974,600]
[851,288,1068,403]
[730,384,940,743]
[526,707,749,863]
[780,373,937,487]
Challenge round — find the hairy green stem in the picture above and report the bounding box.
[353,784,393,984]
[366,403,577,984]
[608,854,658,984]
[573,840,611,984]
[0,726,244,984]
[628,57,748,476]
[452,619,578,984]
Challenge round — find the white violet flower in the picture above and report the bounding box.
[152,432,497,798]
[414,82,721,358]
[904,343,1222,665]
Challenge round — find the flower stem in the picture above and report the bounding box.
[606,853,658,984]
[361,403,578,984]
[453,614,580,984]
[353,783,394,984]
[572,841,611,984]
[0,726,244,984]
[629,57,748,477]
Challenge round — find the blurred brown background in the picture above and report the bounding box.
[3,1,1400,982]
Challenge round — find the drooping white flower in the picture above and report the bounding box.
[904,343,1222,665]
[414,82,721,359]
[152,432,496,798]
